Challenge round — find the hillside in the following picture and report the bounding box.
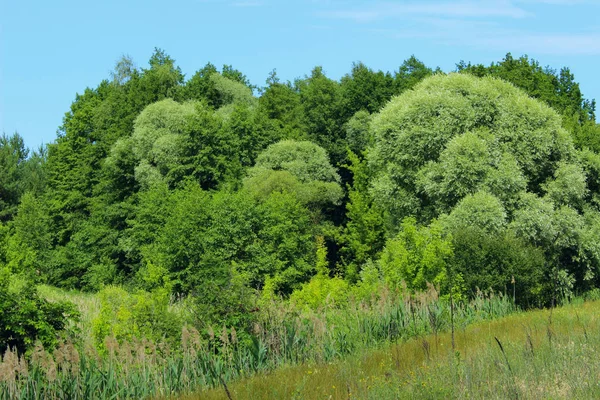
[194,299,600,399]
[1,52,600,399]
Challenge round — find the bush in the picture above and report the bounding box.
[379,218,453,292]
[92,286,182,352]
[289,274,350,310]
[0,269,78,354]
[450,228,546,307]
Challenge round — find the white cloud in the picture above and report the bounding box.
[317,0,600,56]
[477,32,600,55]
[230,1,264,6]
[320,1,531,22]
[369,19,600,56]
[516,0,589,4]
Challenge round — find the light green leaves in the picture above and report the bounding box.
[369,73,576,225]
[130,99,198,188]
[244,140,343,207]
[445,191,507,234]
[379,217,453,292]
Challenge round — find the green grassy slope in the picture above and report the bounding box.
[191,300,600,400]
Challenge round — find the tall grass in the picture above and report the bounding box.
[36,285,100,349]
[0,286,515,400]
[193,300,600,399]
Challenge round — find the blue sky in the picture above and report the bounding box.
[2,0,599,148]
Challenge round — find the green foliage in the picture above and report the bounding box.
[209,73,256,108]
[509,192,556,247]
[368,72,600,298]
[579,148,600,208]
[298,67,345,166]
[181,63,254,109]
[444,191,507,234]
[0,133,32,222]
[0,270,77,354]
[417,130,494,212]
[394,55,435,93]
[339,151,386,281]
[379,218,453,292]
[4,193,52,278]
[259,70,305,140]
[130,98,196,188]
[289,274,350,310]
[344,110,373,156]
[482,153,527,213]
[178,103,244,189]
[570,119,600,152]
[124,97,275,193]
[450,228,545,306]
[92,285,182,352]
[543,161,587,207]
[282,234,346,311]
[251,140,340,183]
[5,52,600,382]
[370,73,575,227]
[244,140,343,209]
[141,184,315,301]
[0,223,7,266]
[457,53,594,122]
[338,62,394,120]
[41,49,189,289]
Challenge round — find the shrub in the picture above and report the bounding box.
[289,274,350,310]
[92,285,182,352]
[0,269,77,354]
[450,228,546,307]
[379,218,453,292]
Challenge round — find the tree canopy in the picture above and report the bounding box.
[2,49,599,336]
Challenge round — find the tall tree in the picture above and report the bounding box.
[338,62,394,121]
[0,133,29,222]
[259,70,305,140]
[297,67,345,166]
[394,55,435,94]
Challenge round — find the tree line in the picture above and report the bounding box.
[1,50,599,349]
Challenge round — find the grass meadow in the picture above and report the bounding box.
[3,286,598,399]
[191,299,600,399]
[1,286,516,399]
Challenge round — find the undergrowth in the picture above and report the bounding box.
[0,286,514,399]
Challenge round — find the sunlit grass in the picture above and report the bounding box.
[37,284,101,348]
[190,300,600,399]
[2,285,517,399]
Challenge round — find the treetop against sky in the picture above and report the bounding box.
[1,0,599,147]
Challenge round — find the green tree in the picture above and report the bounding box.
[244,140,343,210]
[0,133,29,222]
[298,67,345,166]
[338,62,394,120]
[457,53,596,150]
[142,185,315,299]
[370,73,575,228]
[5,193,52,279]
[369,72,600,298]
[258,70,305,140]
[0,270,77,354]
[443,191,507,235]
[379,217,453,292]
[181,63,254,109]
[394,55,435,94]
[339,151,385,282]
[130,99,197,188]
[450,228,545,306]
[344,110,373,156]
